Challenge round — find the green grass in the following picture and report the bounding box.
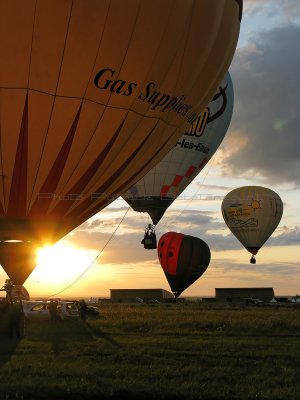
[1,303,300,399]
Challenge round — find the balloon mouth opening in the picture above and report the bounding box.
[0,240,34,246]
[1,239,30,243]
[246,247,260,255]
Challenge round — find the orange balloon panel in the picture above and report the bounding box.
[0,0,242,248]
[157,232,184,276]
[0,242,37,285]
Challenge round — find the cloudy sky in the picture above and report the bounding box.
[12,0,300,299]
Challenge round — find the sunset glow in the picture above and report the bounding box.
[32,243,98,286]
[0,2,299,301]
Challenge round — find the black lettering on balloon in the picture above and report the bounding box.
[207,84,228,123]
[94,68,115,89]
[185,108,210,137]
[94,68,137,96]
[93,68,196,121]
[138,82,155,101]
[123,82,138,96]
[111,80,127,94]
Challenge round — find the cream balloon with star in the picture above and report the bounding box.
[221,186,283,263]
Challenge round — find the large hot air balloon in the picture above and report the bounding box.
[221,186,283,263]
[157,232,211,298]
[123,72,234,228]
[0,1,242,284]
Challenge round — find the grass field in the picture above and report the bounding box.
[0,302,300,399]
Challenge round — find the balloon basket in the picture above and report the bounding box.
[141,224,157,249]
[250,255,256,264]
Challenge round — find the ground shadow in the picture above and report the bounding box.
[0,299,25,365]
[48,321,65,354]
[26,319,120,354]
[0,328,20,366]
[84,321,120,347]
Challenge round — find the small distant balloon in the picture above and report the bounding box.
[221,186,283,263]
[157,232,211,298]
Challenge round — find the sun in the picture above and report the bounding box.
[249,199,261,210]
[31,242,98,285]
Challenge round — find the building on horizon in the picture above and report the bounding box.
[110,288,174,303]
[215,287,275,303]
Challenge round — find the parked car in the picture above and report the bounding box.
[244,297,264,306]
[86,305,100,318]
[23,301,79,321]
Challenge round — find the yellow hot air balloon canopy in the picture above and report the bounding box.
[0,0,242,284]
[221,186,283,263]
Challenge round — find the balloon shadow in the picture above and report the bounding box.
[0,336,19,366]
[0,313,20,366]
[27,319,119,354]
[48,320,65,354]
[83,321,120,347]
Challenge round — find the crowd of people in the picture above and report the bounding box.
[47,299,88,322]
[0,278,95,340]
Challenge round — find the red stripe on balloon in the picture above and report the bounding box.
[172,175,183,187]
[30,104,82,216]
[49,114,128,219]
[63,122,174,234]
[198,158,208,170]
[7,94,28,216]
[185,165,196,178]
[159,163,199,198]
[0,124,6,216]
[160,185,171,197]
[158,232,184,276]
[66,122,160,221]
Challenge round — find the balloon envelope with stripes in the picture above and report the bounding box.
[221,186,283,263]
[0,0,242,284]
[122,72,234,225]
[157,232,211,298]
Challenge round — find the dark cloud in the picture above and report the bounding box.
[65,210,158,264]
[209,226,300,253]
[278,0,300,18]
[168,210,213,227]
[225,24,300,185]
[160,211,300,252]
[243,0,270,16]
[244,0,300,19]
[268,226,300,246]
[194,183,234,192]
[73,206,144,233]
[89,219,104,229]
[211,259,300,281]
[66,208,298,264]
[205,234,243,252]
[158,209,219,236]
[206,225,300,253]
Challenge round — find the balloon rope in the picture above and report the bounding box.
[45,206,131,298]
